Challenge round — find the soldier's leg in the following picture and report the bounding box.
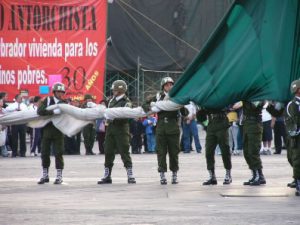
[218,128,232,184]
[248,129,263,170]
[115,133,136,183]
[167,133,180,172]
[41,136,51,169]
[292,145,300,180]
[218,128,232,170]
[286,137,294,167]
[117,133,132,168]
[156,133,168,172]
[104,133,116,170]
[286,137,297,188]
[242,126,256,185]
[53,135,65,170]
[205,131,218,171]
[166,133,180,184]
[203,130,218,185]
[53,135,64,184]
[38,136,52,184]
[97,133,115,184]
[243,126,251,168]
[247,125,265,186]
[292,141,300,195]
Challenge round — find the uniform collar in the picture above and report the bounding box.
[115,94,125,101]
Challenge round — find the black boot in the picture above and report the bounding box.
[249,170,260,186]
[160,172,167,185]
[98,167,112,184]
[38,177,49,184]
[37,168,49,184]
[287,179,297,188]
[243,170,255,185]
[171,171,178,184]
[258,169,266,184]
[126,167,136,184]
[296,180,300,196]
[86,148,95,155]
[203,169,217,185]
[223,169,232,185]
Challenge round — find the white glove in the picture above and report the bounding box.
[289,130,300,137]
[150,102,156,107]
[87,102,97,108]
[53,108,61,114]
[104,112,112,120]
[151,106,161,113]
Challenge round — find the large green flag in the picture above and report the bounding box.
[169,0,300,109]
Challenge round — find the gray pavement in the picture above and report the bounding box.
[0,144,300,225]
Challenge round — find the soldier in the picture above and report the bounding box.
[266,101,294,187]
[198,108,232,185]
[284,79,300,196]
[82,94,96,155]
[98,80,136,184]
[37,82,67,185]
[242,101,266,186]
[144,77,186,185]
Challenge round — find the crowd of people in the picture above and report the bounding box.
[0,77,299,196]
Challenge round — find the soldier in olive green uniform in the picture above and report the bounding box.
[98,80,136,184]
[200,108,232,185]
[286,136,297,188]
[242,101,266,186]
[144,77,186,185]
[37,82,67,185]
[82,94,96,155]
[284,79,300,196]
[266,102,296,188]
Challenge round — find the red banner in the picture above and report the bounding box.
[0,0,107,102]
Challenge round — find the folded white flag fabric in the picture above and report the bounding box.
[0,104,148,137]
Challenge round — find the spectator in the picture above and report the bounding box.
[95,100,107,155]
[82,94,96,155]
[227,103,240,155]
[142,114,157,153]
[130,118,144,154]
[5,94,28,157]
[28,96,42,156]
[0,98,9,157]
[182,102,202,153]
[261,105,273,155]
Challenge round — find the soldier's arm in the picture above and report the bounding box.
[37,97,54,116]
[266,104,284,117]
[285,102,299,136]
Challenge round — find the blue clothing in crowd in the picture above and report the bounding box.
[143,117,157,152]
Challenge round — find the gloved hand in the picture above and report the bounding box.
[53,108,61,114]
[87,102,97,108]
[289,130,300,137]
[151,106,161,113]
[104,112,112,120]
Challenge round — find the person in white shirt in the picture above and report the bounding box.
[182,102,202,153]
[5,94,28,157]
[261,103,273,155]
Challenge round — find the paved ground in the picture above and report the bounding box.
[0,142,299,225]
